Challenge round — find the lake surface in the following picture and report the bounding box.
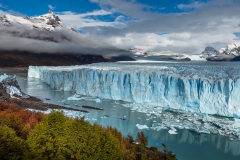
[1,64,240,160]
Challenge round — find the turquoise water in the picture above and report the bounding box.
[1,69,240,160]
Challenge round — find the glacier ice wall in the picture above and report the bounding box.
[28,62,240,117]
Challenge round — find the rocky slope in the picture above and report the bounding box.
[200,43,240,61]
[0,74,88,112]
[0,50,110,68]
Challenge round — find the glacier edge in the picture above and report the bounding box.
[28,63,240,118]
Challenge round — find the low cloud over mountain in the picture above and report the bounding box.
[0,11,128,56]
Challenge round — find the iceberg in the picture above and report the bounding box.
[136,124,149,130]
[67,95,83,101]
[28,62,240,117]
[168,130,178,134]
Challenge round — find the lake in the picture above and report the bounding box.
[1,63,240,160]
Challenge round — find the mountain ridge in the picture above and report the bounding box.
[200,43,240,61]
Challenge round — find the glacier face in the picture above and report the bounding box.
[28,62,240,117]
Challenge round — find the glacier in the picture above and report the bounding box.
[28,62,240,118]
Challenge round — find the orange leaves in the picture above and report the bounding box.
[0,101,44,138]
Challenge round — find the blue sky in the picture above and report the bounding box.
[0,0,99,16]
[0,0,240,54]
[0,0,199,16]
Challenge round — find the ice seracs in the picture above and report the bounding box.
[29,62,240,118]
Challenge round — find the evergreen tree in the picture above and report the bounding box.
[27,110,71,160]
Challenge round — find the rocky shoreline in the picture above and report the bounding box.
[0,74,88,113]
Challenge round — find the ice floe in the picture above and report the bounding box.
[124,103,240,139]
[136,124,149,130]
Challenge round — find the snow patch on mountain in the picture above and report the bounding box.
[0,11,128,55]
[200,47,220,58]
[200,43,240,61]
[130,47,191,61]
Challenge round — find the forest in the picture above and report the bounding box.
[0,101,177,160]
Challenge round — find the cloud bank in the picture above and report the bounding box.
[0,0,240,56]
[0,11,129,56]
[57,0,240,54]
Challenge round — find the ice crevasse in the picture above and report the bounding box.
[28,62,240,118]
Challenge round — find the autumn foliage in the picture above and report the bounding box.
[0,101,44,139]
[0,101,177,160]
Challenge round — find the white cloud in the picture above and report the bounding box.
[0,14,128,55]
[1,0,240,55]
[83,0,240,54]
[79,9,111,17]
[115,15,125,22]
[48,4,56,10]
[102,31,240,54]
[57,10,124,29]
[177,1,206,10]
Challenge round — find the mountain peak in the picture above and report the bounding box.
[200,46,220,58]
[48,10,54,14]
[0,12,79,43]
[226,43,238,51]
[200,43,240,61]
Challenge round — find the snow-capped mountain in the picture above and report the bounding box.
[200,43,240,61]
[130,47,191,60]
[223,43,240,56]
[0,11,127,55]
[0,10,78,43]
[200,47,220,58]
[1,10,63,30]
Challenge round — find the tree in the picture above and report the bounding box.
[27,111,124,160]
[161,143,177,160]
[136,131,148,147]
[67,118,124,160]
[27,110,71,160]
[0,126,26,160]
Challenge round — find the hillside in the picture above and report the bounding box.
[0,50,112,68]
